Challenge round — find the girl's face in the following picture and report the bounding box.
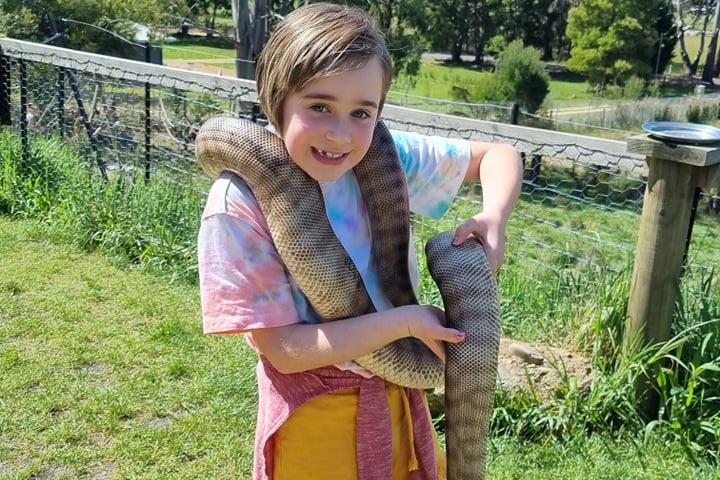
[279,57,384,183]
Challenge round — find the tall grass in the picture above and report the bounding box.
[0,130,203,284]
[2,130,720,466]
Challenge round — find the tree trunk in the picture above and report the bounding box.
[451,40,463,63]
[232,0,268,80]
[676,0,703,76]
[701,0,720,84]
[701,31,718,83]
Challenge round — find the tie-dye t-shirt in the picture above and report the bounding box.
[198,129,470,340]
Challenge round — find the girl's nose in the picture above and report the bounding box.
[324,118,352,143]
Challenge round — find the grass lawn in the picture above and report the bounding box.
[161,37,235,61]
[0,217,257,478]
[160,34,702,113]
[2,215,720,479]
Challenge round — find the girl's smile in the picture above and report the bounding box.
[313,147,348,164]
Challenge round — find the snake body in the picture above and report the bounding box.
[196,116,501,479]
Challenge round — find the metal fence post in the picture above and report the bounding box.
[20,59,29,164]
[144,41,152,181]
[56,18,66,138]
[510,103,542,190]
[510,103,519,125]
[0,48,10,126]
[624,134,720,416]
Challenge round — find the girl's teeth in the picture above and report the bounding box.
[318,149,343,159]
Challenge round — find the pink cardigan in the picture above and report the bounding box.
[253,357,438,480]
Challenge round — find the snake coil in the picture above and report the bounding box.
[196,116,501,479]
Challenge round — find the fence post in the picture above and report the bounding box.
[509,103,542,190]
[624,134,720,416]
[510,103,520,125]
[0,47,10,126]
[144,41,152,182]
[56,19,66,138]
[20,60,29,164]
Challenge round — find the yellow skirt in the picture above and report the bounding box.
[273,384,446,479]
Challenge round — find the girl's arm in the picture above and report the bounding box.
[249,304,465,374]
[454,142,523,273]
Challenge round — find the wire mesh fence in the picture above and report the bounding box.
[1,38,719,290]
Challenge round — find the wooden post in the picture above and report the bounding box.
[624,134,720,415]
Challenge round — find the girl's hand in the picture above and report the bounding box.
[404,304,465,363]
[452,211,506,274]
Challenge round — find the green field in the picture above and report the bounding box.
[161,35,699,114]
[161,38,235,61]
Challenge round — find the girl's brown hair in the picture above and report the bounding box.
[255,3,393,130]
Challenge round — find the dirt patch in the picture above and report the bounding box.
[496,337,593,400]
[428,337,593,414]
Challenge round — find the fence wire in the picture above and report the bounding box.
[1,39,719,286]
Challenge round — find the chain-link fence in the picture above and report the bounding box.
[1,38,718,288]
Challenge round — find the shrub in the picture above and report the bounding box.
[686,101,718,124]
[492,39,550,114]
[623,76,646,99]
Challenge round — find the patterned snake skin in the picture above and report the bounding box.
[195,116,501,479]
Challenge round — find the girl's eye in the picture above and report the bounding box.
[352,110,370,119]
[310,104,328,113]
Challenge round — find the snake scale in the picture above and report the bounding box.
[196,116,501,479]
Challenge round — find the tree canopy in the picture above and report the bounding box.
[0,0,701,98]
[0,0,187,55]
[566,0,675,87]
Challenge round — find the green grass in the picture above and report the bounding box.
[393,60,597,107]
[489,435,720,479]
[158,39,688,114]
[3,217,720,479]
[0,217,257,478]
[161,38,235,61]
[3,102,720,478]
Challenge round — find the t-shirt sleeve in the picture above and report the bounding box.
[391,129,471,219]
[198,175,302,335]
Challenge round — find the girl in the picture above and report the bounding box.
[198,3,522,479]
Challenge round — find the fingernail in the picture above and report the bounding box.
[451,237,459,245]
[456,331,465,340]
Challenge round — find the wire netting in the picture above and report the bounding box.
[1,39,718,288]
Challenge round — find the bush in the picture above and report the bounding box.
[686,100,718,124]
[492,39,550,114]
[623,76,646,99]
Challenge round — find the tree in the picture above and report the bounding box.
[701,0,720,82]
[425,0,472,63]
[566,0,663,88]
[469,0,505,66]
[231,0,267,79]
[181,0,232,37]
[366,0,427,79]
[675,0,715,75]
[424,0,503,66]
[501,0,572,61]
[493,39,550,113]
[654,0,678,77]
[0,0,186,55]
